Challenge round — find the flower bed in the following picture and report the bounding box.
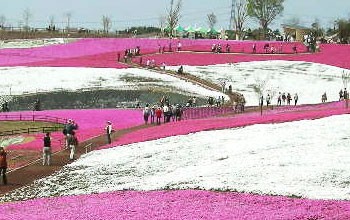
[0,190,349,220]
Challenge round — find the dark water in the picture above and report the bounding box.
[7,89,207,111]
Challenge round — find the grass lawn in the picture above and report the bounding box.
[0,121,63,134]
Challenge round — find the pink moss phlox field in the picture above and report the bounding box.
[139,43,350,69]
[1,190,349,220]
[0,109,143,150]
[1,38,350,69]
[101,101,350,149]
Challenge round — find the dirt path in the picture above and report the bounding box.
[0,124,150,195]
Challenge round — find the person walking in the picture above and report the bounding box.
[105,121,113,144]
[0,147,7,185]
[294,93,299,106]
[43,132,52,166]
[67,131,78,160]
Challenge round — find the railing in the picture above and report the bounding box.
[0,125,64,137]
[0,114,67,124]
[84,143,93,154]
[182,106,234,120]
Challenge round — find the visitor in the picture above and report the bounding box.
[43,132,52,166]
[143,104,151,124]
[177,41,182,51]
[287,93,292,105]
[67,131,78,160]
[252,44,256,53]
[282,92,286,105]
[0,147,7,185]
[177,65,183,74]
[105,121,113,144]
[266,94,271,107]
[294,93,298,106]
[322,92,327,103]
[277,92,282,106]
[226,44,231,53]
[155,107,162,125]
[339,89,344,101]
[150,106,156,124]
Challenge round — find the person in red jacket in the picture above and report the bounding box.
[0,147,8,185]
[155,107,162,125]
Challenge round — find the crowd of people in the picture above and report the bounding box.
[142,96,184,125]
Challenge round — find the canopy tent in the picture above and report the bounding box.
[195,27,208,34]
[207,27,219,34]
[185,26,196,33]
[175,25,185,32]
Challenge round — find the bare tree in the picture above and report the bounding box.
[0,15,5,28]
[64,12,72,31]
[207,12,217,30]
[159,15,167,37]
[23,8,32,31]
[252,75,269,115]
[167,0,182,37]
[48,15,55,29]
[102,15,112,33]
[232,0,248,40]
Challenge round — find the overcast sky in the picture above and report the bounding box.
[1,0,349,30]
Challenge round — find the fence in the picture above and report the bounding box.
[0,114,67,124]
[182,106,234,120]
[0,113,67,137]
[0,125,64,137]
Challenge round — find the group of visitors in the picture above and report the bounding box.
[207,96,225,107]
[142,103,183,125]
[232,94,246,113]
[117,46,141,63]
[1,102,9,112]
[158,41,182,53]
[62,119,79,161]
[339,88,348,100]
[276,92,298,106]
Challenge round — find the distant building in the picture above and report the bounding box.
[282,24,311,42]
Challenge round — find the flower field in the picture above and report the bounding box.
[1,38,350,219]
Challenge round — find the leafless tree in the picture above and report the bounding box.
[23,8,32,31]
[64,12,72,31]
[252,75,269,115]
[0,15,6,28]
[167,0,182,37]
[232,0,248,40]
[159,15,167,37]
[207,12,217,30]
[48,15,55,28]
[102,15,112,33]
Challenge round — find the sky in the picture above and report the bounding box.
[0,0,349,31]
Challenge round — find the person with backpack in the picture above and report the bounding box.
[43,132,52,166]
[0,147,7,185]
[67,131,78,160]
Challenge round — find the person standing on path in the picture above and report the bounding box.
[0,147,7,185]
[43,132,52,166]
[67,131,78,160]
[105,121,113,144]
